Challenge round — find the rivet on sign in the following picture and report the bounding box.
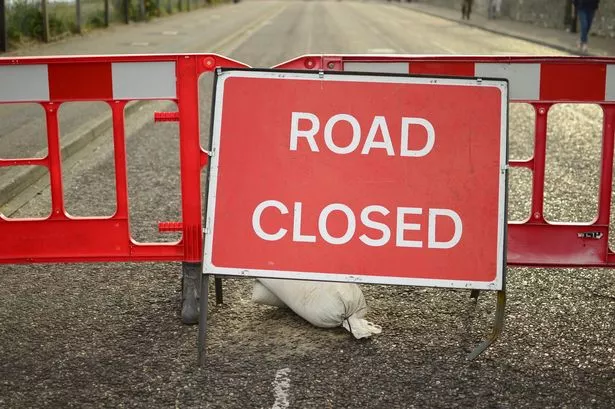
[534,212,541,219]
[538,108,546,115]
[305,59,315,69]
[328,62,335,69]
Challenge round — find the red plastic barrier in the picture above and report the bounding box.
[3,53,615,268]
[274,54,615,267]
[0,54,247,263]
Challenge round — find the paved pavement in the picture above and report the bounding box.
[401,1,615,57]
[1,1,614,408]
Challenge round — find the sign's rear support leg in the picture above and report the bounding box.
[467,290,506,360]
[470,289,480,300]
[215,277,223,304]
[198,274,210,367]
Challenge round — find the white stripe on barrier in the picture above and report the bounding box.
[111,62,177,100]
[343,62,409,74]
[605,65,615,101]
[1,60,613,103]
[475,63,540,101]
[0,65,50,103]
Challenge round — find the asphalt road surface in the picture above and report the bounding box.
[1,1,614,408]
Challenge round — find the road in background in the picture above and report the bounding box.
[1,1,613,408]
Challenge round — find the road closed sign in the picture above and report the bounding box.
[203,68,508,290]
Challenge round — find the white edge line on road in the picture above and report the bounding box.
[431,40,458,54]
[217,5,289,56]
[271,368,291,409]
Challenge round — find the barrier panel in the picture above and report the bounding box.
[0,53,247,264]
[3,54,615,267]
[275,55,615,268]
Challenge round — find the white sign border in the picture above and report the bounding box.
[203,69,509,291]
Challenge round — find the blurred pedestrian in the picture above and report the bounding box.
[488,0,502,19]
[461,0,473,20]
[574,0,600,54]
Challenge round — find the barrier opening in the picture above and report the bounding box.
[0,103,48,211]
[544,103,602,223]
[509,103,535,161]
[59,102,117,217]
[508,167,532,223]
[0,103,48,160]
[198,72,215,151]
[199,71,216,239]
[0,166,51,219]
[126,100,182,244]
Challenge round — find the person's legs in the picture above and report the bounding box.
[579,8,597,53]
[586,8,596,34]
[462,0,470,19]
[578,8,590,45]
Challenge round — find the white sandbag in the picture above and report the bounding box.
[256,278,382,339]
[251,280,287,308]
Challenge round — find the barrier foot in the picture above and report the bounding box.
[215,277,224,305]
[470,289,480,301]
[467,290,506,361]
[198,274,210,367]
[181,262,201,325]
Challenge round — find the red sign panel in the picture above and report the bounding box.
[204,69,508,290]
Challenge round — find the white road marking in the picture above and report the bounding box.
[271,368,291,409]
[305,2,314,52]
[431,40,457,54]
[367,48,396,53]
[218,6,289,56]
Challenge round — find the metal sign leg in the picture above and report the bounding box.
[467,290,506,360]
[470,289,480,301]
[198,274,210,367]
[215,277,223,305]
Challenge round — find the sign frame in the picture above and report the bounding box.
[202,67,509,291]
